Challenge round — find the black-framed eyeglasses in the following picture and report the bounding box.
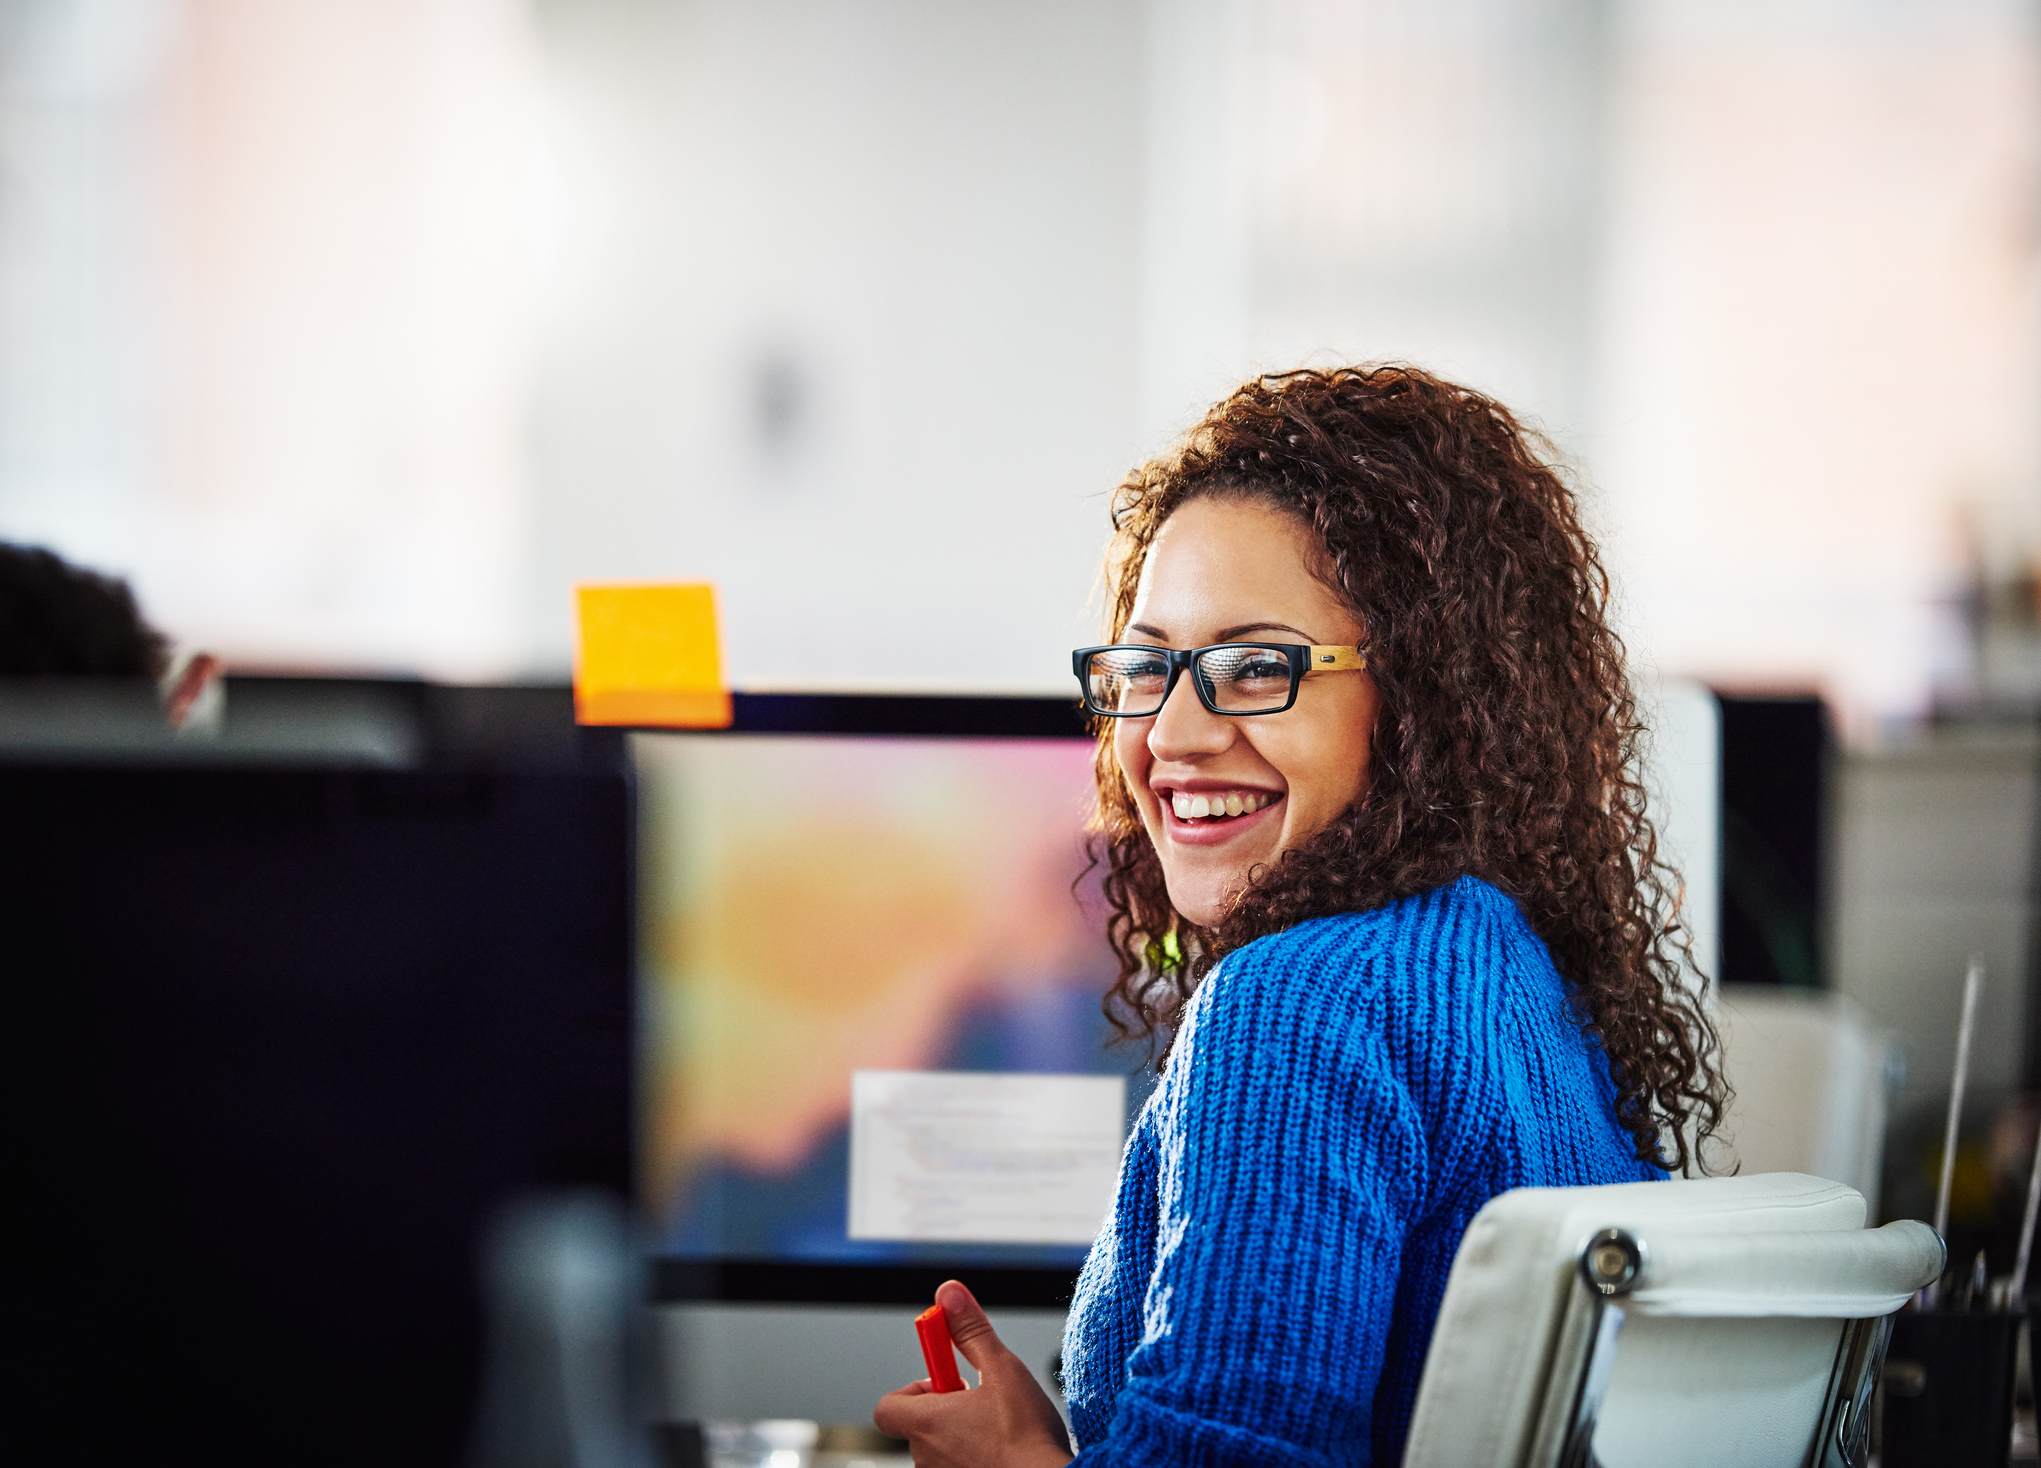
[1071,642,1369,718]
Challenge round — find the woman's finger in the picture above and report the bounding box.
[872,1381,937,1438]
[935,1278,1003,1374]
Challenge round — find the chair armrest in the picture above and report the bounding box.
[1625,1220,1944,1319]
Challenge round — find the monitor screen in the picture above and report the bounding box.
[635,700,1150,1299]
[4,758,635,1466]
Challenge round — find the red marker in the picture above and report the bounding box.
[915,1302,967,1393]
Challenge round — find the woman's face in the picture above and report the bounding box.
[1112,496,1379,929]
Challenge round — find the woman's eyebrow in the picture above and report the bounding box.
[1125,620,1319,642]
[1216,620,1317,642]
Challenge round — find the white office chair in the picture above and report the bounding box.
[1715,985,1896,1211]
[1404,1173,1942,1468]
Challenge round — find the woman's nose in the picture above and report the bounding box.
[1146,672,1233,762]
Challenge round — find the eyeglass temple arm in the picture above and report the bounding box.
[1305,644,1368,672]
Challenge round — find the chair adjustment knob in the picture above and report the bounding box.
[1579,1228,1645,1297]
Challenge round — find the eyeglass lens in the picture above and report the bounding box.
[1084,646,1294,715]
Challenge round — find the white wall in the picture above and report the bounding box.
[1831,727,2040,1133]
[1,0,556,676]
[0,0,1151,687]
[524,0,1147,690]
[0,0,2034,728]
[1588,0,2041,733]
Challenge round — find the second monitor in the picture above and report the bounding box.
[636,693,1153,1316]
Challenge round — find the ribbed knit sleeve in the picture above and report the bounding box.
[1068,920,1427,1467]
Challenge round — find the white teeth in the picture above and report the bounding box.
[1167,790,1276,821]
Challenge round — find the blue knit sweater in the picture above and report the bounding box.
[1059,875,1663,1466]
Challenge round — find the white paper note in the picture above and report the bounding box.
[848,1070,1127,1245]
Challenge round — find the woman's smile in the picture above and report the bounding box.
[1154,783,1285,846]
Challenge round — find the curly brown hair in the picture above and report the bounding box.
[1088,364,1727,1175]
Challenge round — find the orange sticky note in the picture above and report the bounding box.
[573,583,733,728]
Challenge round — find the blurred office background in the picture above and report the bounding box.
[4,0,2034,708]
[3,0,2040,1448]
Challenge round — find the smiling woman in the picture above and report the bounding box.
[1085,366,1725,1169]
[1097,497,1380,928]
[873,364,1729,1468]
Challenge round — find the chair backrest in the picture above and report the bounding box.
[1716,985,1894,1211]
[1404,1173,1942,1468]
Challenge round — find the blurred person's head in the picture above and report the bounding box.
[0,543,218,727]
[1086,363,1725,1173]
[0,543,169,679]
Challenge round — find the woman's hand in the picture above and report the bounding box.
[872,1279,1074,1468]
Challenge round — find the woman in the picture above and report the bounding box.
[874,365,1728,1466]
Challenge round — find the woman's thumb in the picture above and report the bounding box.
[936,1279,1003,1373]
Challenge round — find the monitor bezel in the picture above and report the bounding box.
[636,690,1128,1309]
[689,690,1091,740]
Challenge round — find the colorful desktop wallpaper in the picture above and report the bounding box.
[633,732,1148,1266]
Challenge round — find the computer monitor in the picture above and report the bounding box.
[0,674,629,769]
[1715,692,1831,987]
[3,757,635,1466]
[635,693,1144,1421]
